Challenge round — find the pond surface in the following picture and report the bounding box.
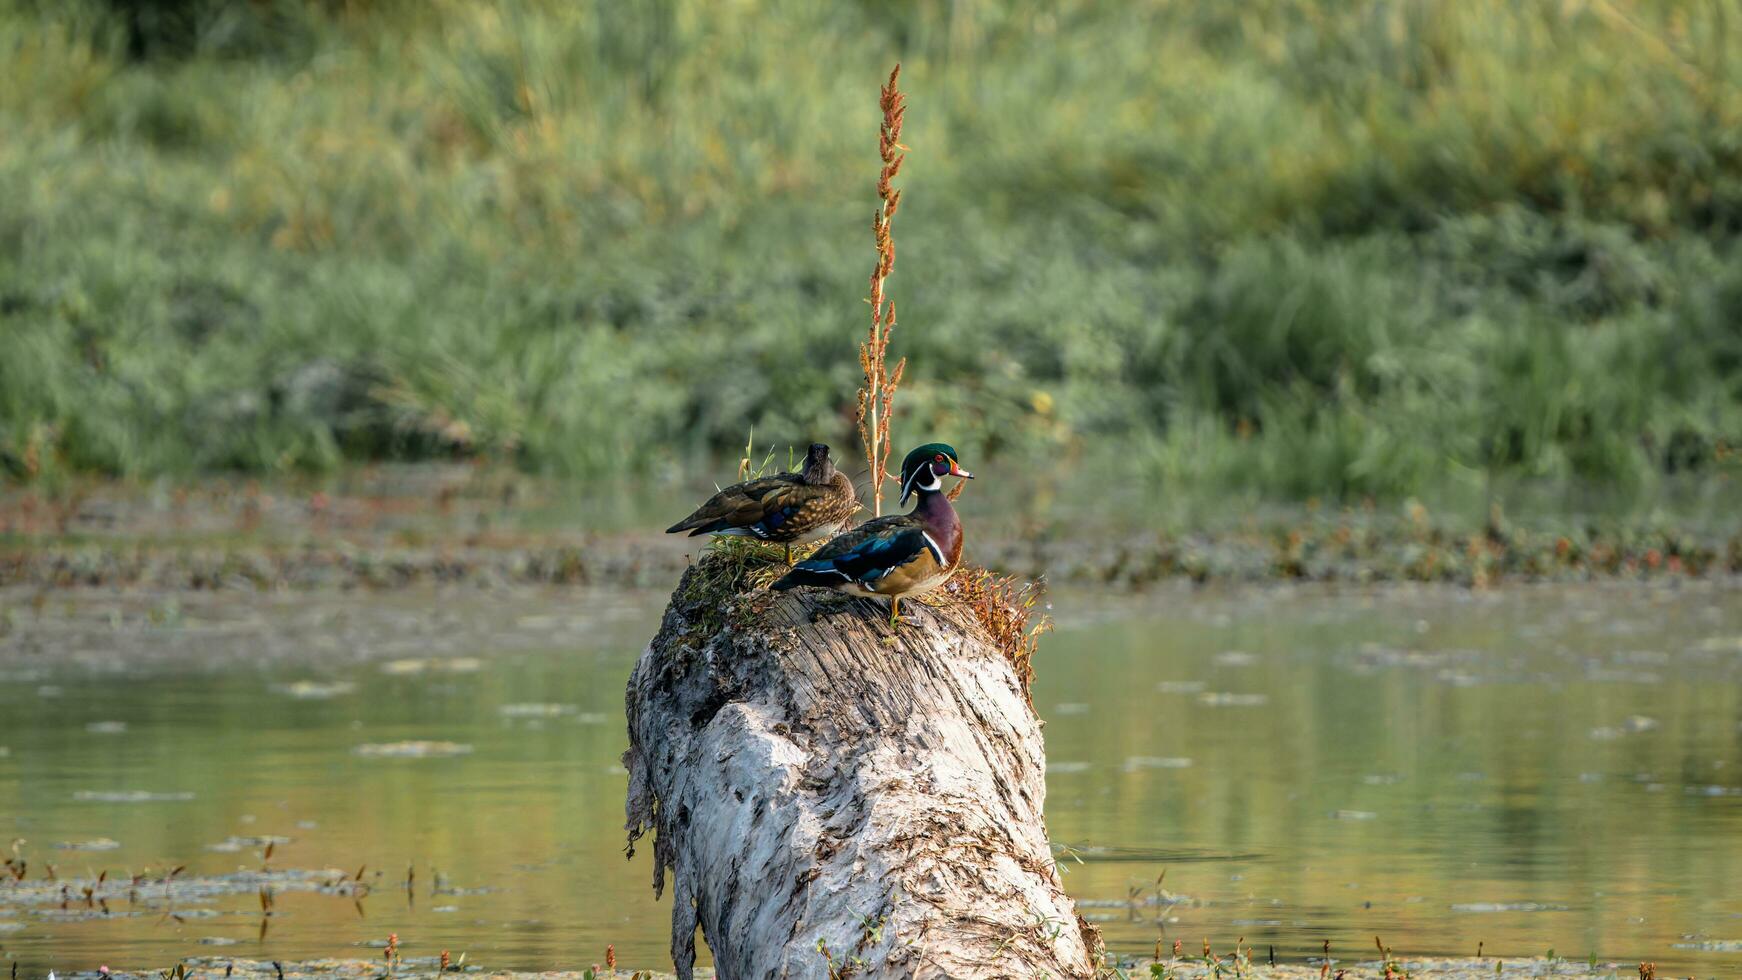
[2,583,1741,975]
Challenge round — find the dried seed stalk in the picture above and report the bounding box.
[857,64,908,516]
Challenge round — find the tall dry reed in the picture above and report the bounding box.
[856,64,908,516]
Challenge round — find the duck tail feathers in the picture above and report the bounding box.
[771,565,840,591]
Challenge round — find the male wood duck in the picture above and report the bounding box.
[665,442,858,563]
[771,443,972,624]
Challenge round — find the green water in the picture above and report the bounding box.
[2,583,1741,974]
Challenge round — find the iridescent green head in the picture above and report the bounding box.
[899,443,972,505]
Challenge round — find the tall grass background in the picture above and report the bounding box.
[2,0,1740,511]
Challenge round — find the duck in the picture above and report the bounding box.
[771,442,972,624]
[665,442,858,563]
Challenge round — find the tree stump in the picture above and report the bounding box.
[623,558,1098,979]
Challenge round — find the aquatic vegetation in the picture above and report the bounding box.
[0,867,370,911]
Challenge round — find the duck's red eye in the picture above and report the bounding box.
[934,454,944,462]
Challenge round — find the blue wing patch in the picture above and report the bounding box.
[795,525,926,586]
[752,506,797,538]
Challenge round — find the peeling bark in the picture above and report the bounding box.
[624,565,1098,979]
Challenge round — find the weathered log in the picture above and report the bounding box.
[624,557,1098,979]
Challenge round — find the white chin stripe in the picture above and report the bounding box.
[903,470,944,501]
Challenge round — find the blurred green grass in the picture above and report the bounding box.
[2,0,1740,503]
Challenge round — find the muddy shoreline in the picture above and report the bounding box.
[6,526,1739,593]
[6,471,1741,592]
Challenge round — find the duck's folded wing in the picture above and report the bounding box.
[666,475,805,535]
[794,518,941,584]
[745,481,832,537]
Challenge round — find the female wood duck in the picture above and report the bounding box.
[665,443,858,563]
[771,443,972,624]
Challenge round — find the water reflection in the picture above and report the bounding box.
[1040,584,1742,972]
[0,583,1739,973]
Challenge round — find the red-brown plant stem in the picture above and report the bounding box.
[858,64,907,516]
